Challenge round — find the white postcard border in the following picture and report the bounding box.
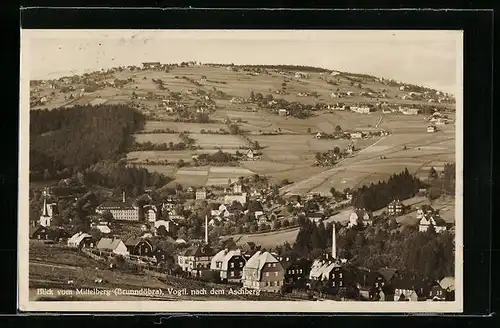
[18,29,464,313]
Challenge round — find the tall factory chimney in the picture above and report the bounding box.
[332,223,337,260]
[205,215,209,244]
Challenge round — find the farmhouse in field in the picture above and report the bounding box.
[278,109,289,117]
[350,132,364,139]
[242,251,284,292]
[294,72,309,79]
[246,149,255,160]
[142,62,162,69]
[96,192,140,222]
[351,105,375,114]
[400,107,420,115]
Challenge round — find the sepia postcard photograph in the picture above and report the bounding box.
[18,29,463,313]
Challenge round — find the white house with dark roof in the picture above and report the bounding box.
[419,213,447,233]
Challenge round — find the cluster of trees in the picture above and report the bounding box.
[241,64,331,73]
[199,128,230,135]
[294,219,336,259]
[181,76,202,86]
[314,147,344,166]
[352,168,423,211]
[427,163,456,199]
[339,224,455,282]
[249,91,314,119]
[129,141,189,151]
[30,105,145,181]
[227,123,242,135]
[176,111,212,124]
[178,132,196,146]
[134,128,177,134]
[81,160,171,190]
[194,150,237,164]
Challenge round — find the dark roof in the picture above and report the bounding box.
[422,213,447,226]
[420,204,435,213]
[378,268,399,282]
[180,244,215,257]
[393,277,433,297]
[97,200,135,210]
[354,208,372,220]
[388,200,403,206]
[124,237,147,247]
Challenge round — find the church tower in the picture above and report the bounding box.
[39,189,52,227]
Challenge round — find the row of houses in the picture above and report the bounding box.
[30,214,453,301]
[177,243,454,300]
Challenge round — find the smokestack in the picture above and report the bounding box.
[205,215,208,244]
[122,191,126,203]
[332,224,337,260]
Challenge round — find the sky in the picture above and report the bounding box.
[24,30,462,95]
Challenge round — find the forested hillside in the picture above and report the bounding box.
[30,105,145,181]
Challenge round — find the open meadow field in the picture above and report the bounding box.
[280,127,456,196]
[190,133,249,149]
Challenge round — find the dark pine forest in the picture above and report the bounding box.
[29,105,169,188]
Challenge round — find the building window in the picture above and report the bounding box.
[268,263,272,267]
[239,261,244,267]
[230,263,234,268]
[230,272,235,277]
[339,273,343,278]
[332,281,335,287]
[339,281,343,287]
[274,272,278,277]
[332,273,335,278]
[265,272,269,277]
[272,263,276,267]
